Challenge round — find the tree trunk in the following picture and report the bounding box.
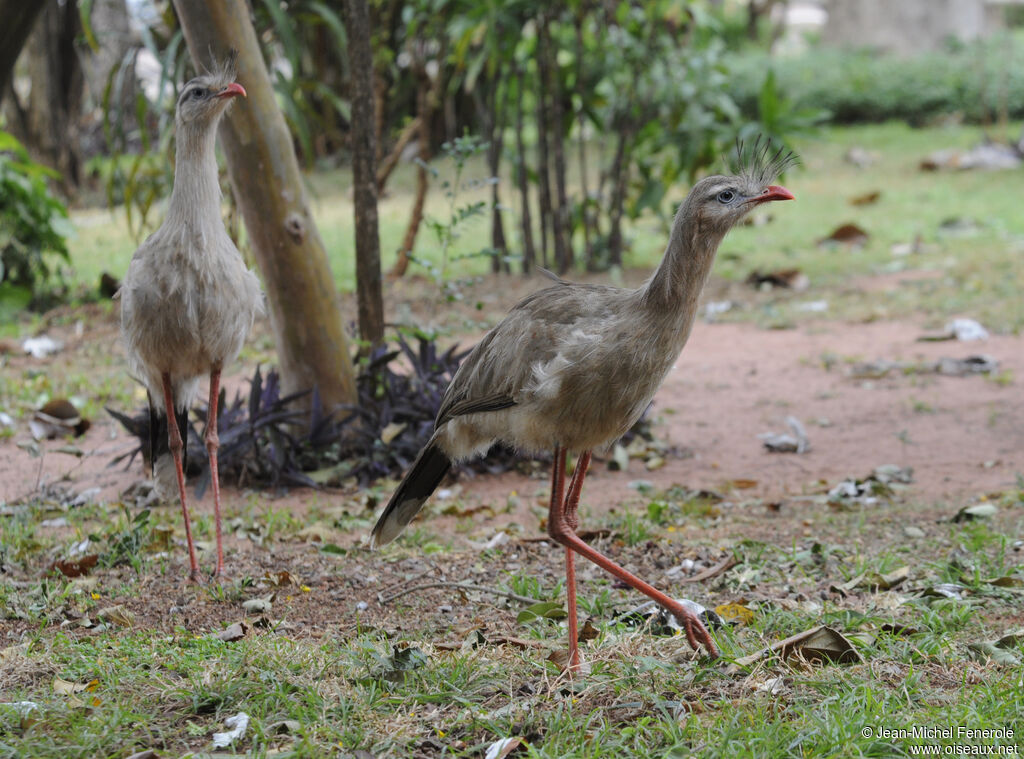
[343,0,384,349]
[479,78,508,274]
[606,128,631,268]
[574,14,595,270]
[514,68,536,276]
[534,32,552,271]
[376,115,419,192]
[390,64,435,277]
[173,0,357,411]
[540,15,572,273]
[0,1,44,104]
[4,0,84,192]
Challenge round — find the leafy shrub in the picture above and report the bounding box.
[0,131,73,314]
[728,35,1024,125]
[109,333,532,493]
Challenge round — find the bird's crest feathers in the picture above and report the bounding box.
[731,135,799,187]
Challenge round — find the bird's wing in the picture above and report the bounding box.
[433,282,620,429]
[436,393,516,427]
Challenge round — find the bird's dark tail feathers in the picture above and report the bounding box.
[370,437,451,548]
[149,394,188,495]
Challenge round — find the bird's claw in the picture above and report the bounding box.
[675,610,719,660]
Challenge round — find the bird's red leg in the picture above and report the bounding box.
[562,451,590,671]
[206,368,227,579]
[548,446,580,672]
[547,455,719,660]
[162,373,201,583]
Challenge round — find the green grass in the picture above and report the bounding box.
[2,484,1022,757]
[64,121,1024,333]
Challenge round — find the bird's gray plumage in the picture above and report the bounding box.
[119,55,263,495]
[371,145,796,548]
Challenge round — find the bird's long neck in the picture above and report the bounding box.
[164,120,224,236]
[640,203,726,331]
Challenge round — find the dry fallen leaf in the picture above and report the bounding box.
[818,223,869,248]
[715,602,755,626]
[53,677,98,695]
[51,554,99,578]
[214,621,249,642]
[484,737,524,759]
[97,605,135,628]
[732,625,862,670]
[849,191,880,206]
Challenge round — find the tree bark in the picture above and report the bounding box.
[343,0,384,349]
[606,128,631,268]
[376,116,419,192]
[514,68,536,275]
[574,14,595,269]
[0,1,44,104]
[391,63,437,277]
[540,15,572,273]
[534,33,552,271]
[4,0,84,192]
[479,78,508,274]
[173,0,357,411]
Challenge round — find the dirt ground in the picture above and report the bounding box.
[2,265,1022,667]
[2,267,1019,522]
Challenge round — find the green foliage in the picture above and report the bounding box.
[728,34,1024,125]
[413,134,498,297]
[0,131,73,315]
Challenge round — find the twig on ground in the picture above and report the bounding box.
[379,581,542,606]
[677,555,739,584]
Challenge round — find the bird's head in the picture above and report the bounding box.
[684,138,797,235]
[175,51,246,128]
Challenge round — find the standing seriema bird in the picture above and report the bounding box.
[371,143,796,667]
[119,57,262,582]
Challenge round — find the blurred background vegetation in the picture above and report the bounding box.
[1,0,1022,316]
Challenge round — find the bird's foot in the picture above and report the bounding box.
[670,607,719,660]
[186,569,205,585]
[211,569,232,585]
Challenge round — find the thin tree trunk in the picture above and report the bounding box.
[481,77,508,274]
[391,64,434,277]
[174,0,357,410]
[534,30,552,271]
[4,0,84,192]
[376,115,419,192]
[514,68,536,275]
[343,0,384,348]
[0,1,44,104]
[540,15,571,273]
[574,14,595,270]
[606,127,631,268]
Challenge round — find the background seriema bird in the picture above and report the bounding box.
[119,55,263,581]
[371,140,797,667]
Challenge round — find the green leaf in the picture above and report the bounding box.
[517,601,567,624]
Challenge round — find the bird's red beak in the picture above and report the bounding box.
[750,184,795,204]
[217,82,247,99]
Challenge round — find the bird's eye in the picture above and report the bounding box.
[716,190,735,204]
[191,88,206,99]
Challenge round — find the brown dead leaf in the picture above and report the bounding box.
[484,737,524,759]
[732,625,862,670]
[263,570,295,587]
[50,554,99,578]
[818,223,869,247]
[53,677,98,695]
[580,619,600,641]
[745,269,809,291]
[730,479,759,490]
[214,622,249,642]
[97,605,135,628]
[849,191,880,206]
